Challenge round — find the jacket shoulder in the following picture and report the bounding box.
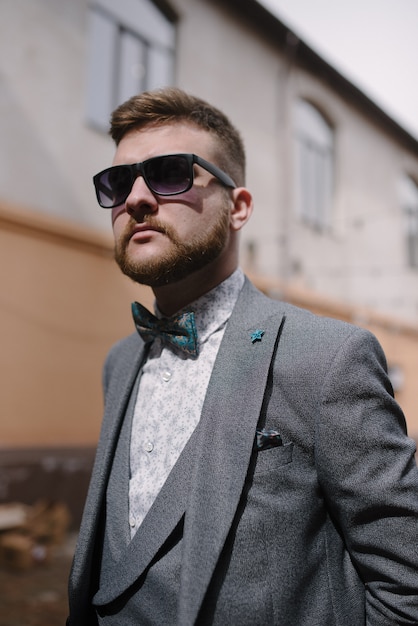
[243,277,367,336]
[241,278,384,365]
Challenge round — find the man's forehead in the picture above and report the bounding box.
[113,122,217,164]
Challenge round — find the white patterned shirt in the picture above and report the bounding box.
[128,269,245,537]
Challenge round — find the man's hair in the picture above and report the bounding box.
[110,87,246,186]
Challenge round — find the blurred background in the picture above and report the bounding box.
[0,0,417,622]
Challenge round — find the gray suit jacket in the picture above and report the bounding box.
[68,279,418,625]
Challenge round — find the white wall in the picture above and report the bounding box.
[0,0,114,232]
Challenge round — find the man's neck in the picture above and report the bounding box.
[153,260,238,317]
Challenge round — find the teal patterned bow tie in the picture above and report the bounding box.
[131,301,199,357]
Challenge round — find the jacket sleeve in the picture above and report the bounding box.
[317,327,418,625]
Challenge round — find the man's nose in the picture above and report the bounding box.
[125,175,158,217]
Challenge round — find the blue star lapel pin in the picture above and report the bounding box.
[250,329,265,344]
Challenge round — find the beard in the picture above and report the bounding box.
[114,203,231,287]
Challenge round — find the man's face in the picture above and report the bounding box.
[111,123,233,287]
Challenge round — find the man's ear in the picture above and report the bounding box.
[230,187,253,231]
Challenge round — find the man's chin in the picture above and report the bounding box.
[115,255,185,287]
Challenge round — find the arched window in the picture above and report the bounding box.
[86,0,176,131]
[294,99,334,230]
[400,174,418,269]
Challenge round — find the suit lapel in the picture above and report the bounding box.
[93,419,202,605]
[178,280,285,625]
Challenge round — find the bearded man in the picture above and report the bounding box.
[68,88,418,626]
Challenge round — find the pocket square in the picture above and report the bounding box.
[255,428,283,451]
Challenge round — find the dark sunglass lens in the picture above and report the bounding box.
[98,166,132,207]
[145,156,191,194]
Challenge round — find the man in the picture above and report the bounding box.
[68,87,418,625]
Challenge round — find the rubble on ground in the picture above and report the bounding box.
[0,500,70,571]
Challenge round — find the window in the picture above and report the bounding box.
[86,0,176,131]
[294,99,334,230]
[400,175,418,269]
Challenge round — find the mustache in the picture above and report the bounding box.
[119,216,175,247]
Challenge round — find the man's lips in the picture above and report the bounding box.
[127,223,164,241]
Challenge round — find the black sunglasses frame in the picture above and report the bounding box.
[93,153,237,209]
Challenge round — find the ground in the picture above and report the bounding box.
[0,534,75,626]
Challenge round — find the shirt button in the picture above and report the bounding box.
[144,441,154,452]
[129,515,136,528]
[162,370,172,382]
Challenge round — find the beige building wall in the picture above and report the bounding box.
[0,200,152,448]
[1,200,416,449]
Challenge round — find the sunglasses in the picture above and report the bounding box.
[93,153,237,209]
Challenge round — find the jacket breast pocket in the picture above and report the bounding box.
[253,441,294,477]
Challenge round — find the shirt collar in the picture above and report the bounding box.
[190,268,245,344]
[155,268,245,347]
